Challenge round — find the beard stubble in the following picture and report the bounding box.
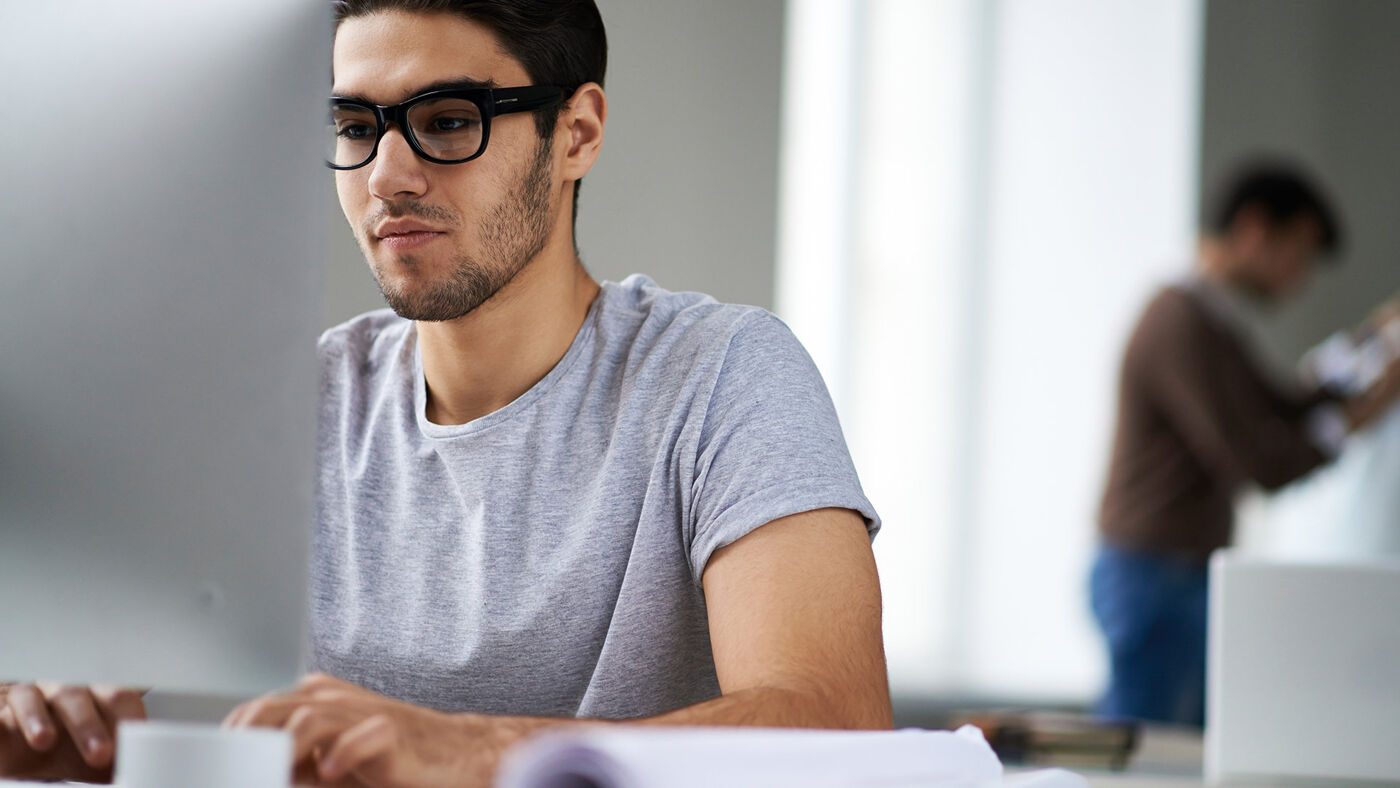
[364,136,555,323]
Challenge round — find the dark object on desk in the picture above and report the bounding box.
[952,710,1139,771]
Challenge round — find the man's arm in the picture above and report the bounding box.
[1140,293,1332,489]
[228,507,890,787]
[1339,356,1400,431]
[663,506,890,729]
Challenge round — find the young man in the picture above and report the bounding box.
[0,1,890,785]
[1092,163,1400,726]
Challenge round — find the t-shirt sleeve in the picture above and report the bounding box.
[685,312,879,584]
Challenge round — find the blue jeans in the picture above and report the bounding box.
[1089,542,1208,726]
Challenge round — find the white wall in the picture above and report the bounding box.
[582,0,783,307]
[323,1,786,326]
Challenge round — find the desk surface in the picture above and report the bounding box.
[1030,724,1204,788]
[1065,727,1385,788]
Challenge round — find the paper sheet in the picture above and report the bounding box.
[496,724,1088,788]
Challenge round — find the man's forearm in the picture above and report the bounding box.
[462,683,891,775]
[642,684,891,729]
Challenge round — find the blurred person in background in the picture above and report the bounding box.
[1090,162,1400,726]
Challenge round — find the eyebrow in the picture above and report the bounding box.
[332,76,499,105]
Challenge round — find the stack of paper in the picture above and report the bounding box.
[496,724,1087,788]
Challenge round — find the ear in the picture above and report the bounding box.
[557,83,606,184]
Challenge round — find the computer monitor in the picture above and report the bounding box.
[1207,551,1400,784]
[0,1,329,699]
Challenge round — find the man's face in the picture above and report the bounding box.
[1254,215,1324,300]
[1232,211,1324,301]
[332,11,557,322]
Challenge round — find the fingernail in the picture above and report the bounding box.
[320,758,342,779]
[26,719,47,739]
[87,735,104,755]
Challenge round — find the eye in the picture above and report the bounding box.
[336,122,376,140]
[423,114,481,134]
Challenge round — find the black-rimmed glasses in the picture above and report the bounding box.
[326,85,567,170]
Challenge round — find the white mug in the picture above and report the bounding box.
[115,720,291,788]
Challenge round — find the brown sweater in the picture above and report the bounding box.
[1098,285,1333,561]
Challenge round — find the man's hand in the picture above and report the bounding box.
[1345,354,1400,432]
[0,682,146,782]
[226,674,523,788]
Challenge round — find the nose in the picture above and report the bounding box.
[366,126,429,201]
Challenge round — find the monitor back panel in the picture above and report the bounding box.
[1206,551,1400,784]
[0,2,329,696]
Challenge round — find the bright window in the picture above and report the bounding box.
[777,0,1204,703]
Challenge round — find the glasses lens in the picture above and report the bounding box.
[328,102,378,167]
[407,97,484,162]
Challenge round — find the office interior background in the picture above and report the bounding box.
[323,0,1400,712]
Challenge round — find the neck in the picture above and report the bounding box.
[417,234,600,426]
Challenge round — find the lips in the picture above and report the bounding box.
[374,220,447,252]
[375,219,444,239]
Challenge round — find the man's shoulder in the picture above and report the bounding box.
[1124,284,1245,384]
[317,308,413,364]
[1142,284,1204,321]
[1133,285,1217,347]
[602,275,787,356]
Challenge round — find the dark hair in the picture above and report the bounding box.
[333,0,607,225]
[1208,161,1343,255]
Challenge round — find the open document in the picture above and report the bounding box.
[496,724,1087,788]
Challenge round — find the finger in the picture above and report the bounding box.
[4,684,58,752]
[0,705,113,784]
[223,699,254,729]
[297,673,367,704]
[286,704,357,768]
[0,705,39,771]
[297,673,352,694]
[226,695,301,729]
[0,705,17,734]
[291,757,324,787]
[90,685,147,724]
[38,685,114,769]
[319,714,396,784]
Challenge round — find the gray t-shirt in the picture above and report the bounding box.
[310,275,878,719]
